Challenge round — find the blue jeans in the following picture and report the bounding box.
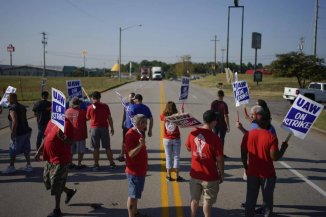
[163,138,181,169]
[245,176,276,217]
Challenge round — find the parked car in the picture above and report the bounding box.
[283,82,326,103]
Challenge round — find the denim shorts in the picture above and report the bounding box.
[126,174,145,199]
[9,132,31,157]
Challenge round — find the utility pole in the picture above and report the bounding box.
[313,0,318,56]
[82,49,87,77]
[221,48,226,73]
[211,35,219,75]
[41,32,47,77]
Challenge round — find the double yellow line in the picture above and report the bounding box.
[159,81,184,217]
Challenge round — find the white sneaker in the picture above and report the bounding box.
[22,165,33,173]
[3,166,16,174]
[243,170,247,181]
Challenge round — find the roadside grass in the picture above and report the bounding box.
[0,76,130,103]
[193,74,326,132]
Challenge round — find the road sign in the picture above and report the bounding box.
[7,44,15,52]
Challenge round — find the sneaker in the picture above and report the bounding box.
[255,207,264,214]
[93,165,100,171]
[135,211,149,217]
[3,166,16,174]
[176,176,186,182]
[116,155,125,162]
[68,163,76,169]
[242,171,247,181]
[108,163,117,169]
[166,176,174,182]
[22,165,33,173]
[65,189,77,204]
[223,154,229,159]
[75,164,87,170]
[47,208,62,217]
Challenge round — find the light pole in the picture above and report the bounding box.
[82,49,87,77]
[119,24,142,82]
[211,35,219,75]
[41,32,48,77]
[226,0,244,73]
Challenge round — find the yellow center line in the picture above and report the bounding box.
[160,81,169,217]
[160,81,184,217]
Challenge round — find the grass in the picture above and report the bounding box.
[0,76,131,103]
[192,74,326,132]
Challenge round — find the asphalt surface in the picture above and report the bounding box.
[0,80,325,217]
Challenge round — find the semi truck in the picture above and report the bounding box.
[140,67,150,80]
[151,66,163,80]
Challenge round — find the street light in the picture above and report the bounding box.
[226,0,244,73]
[119,24,142,82]
[82,49,87,77]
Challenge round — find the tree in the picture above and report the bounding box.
[174,55,194,76]
[269,52,326,88]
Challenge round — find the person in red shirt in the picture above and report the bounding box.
[185,110,224,217]
[160,101,184,182]
[125,114,148,217]
[210,90,230,158]
[86,91,116,171]
[241,114,288,217]
[35,121,77,217]
[65,97,88,169]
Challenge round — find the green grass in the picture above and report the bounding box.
[0,76,131,104]
[193,74,326,132]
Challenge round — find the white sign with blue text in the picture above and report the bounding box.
[281,94,324,139]
[179,77,190,101]
[0,86,17,107]
[232,80,250,107]
[66,80,83,100]
[51,88,66,132]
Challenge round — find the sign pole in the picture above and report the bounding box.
[285,133,292,143]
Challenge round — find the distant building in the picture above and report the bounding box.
[245,68,272,75]
[0,65,64,76]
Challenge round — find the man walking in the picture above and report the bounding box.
[117,92,135,162]
[241,113,288,217]
[3,93,33,174]
[33,91,51,150]
[185,110,224,217]
[35,121,77,217]
[132,94,153,138]
[65,97,88,169]
[211,90,230,158]
[86,91,116,170]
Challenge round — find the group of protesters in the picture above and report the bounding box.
[1,88,289,217]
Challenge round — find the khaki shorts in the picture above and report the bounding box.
[43,162,68,195]
[190,178,219,206]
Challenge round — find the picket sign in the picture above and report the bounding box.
[0,86,17,107]
[66,80,83,100]
[232,80,250,108]
[179,76,190,113]
[51,88,66,132]
[281,94,324,140]
[166,113,202,128]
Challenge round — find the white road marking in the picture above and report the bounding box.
[279,161,326,197]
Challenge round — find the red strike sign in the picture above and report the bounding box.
[7,44,15,52]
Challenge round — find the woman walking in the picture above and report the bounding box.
[160,101,184,182]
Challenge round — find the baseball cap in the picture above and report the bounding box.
[134,94,143,101]
[203,110,219,124]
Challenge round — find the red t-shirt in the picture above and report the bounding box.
[185,128,223,181]
[125,128,148,176]
[86,102,111,128]
[211,100,229,129]
[160,114,180,139]
[65,107,87,141]
[241,129,279,178]
[43,121,72,165]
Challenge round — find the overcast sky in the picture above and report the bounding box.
[1,0,325,68]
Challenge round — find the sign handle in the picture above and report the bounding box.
[237,108,239,122]
[181,102,185,113]
[82,87,90,101]
[285,133,292,143]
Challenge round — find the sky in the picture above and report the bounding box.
[0,0,325,69]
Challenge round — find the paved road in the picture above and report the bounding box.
[0,80,325,217]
